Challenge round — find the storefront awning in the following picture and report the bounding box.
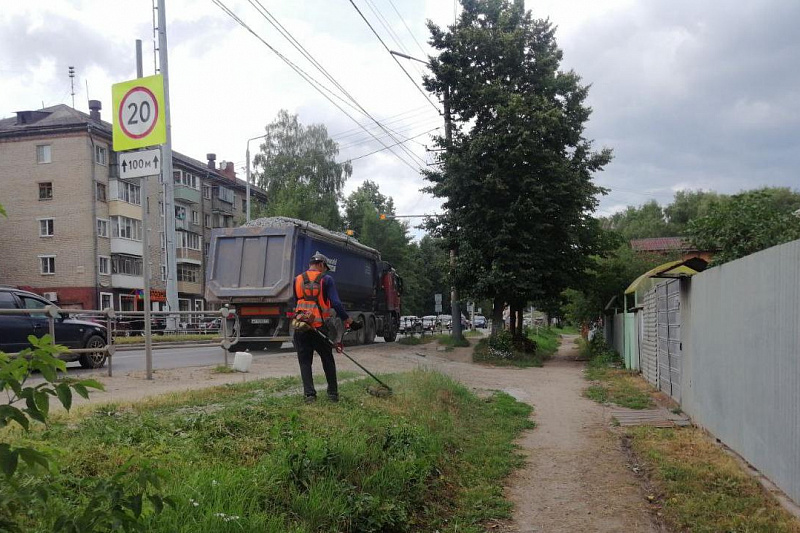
[624,257,708,295]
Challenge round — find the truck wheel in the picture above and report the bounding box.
[383,314,398,343]
[79,335,107,369]
[365,317,376,344]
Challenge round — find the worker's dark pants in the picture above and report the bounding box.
[294,328,338,398]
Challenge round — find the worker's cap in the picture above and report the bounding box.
[309,252,331,269]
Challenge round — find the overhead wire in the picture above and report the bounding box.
[386,0,428,58]
[348,0,441,114]
[337,115,442,148]
[331,106,432,140]
[342,127,441,162]
[362,0,426,79]
[245,0,429,169]
[211,0,422,172]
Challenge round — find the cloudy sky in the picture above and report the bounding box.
[1,0,798,222]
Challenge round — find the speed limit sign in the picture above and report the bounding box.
[112,74,166,151]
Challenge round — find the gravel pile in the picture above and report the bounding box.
[245,216,358,242]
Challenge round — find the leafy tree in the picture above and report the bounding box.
[252,110,351,230]
[424,0,611,336]
[602,200,673,240]
[663,190,724,233]
[687,188,800,265]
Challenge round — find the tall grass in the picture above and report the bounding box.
[2,371,532,532]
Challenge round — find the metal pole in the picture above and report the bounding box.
[444,86,462,342]
[137,41,154,380]
[157,0,179,331]
[245,141,251,223]
[105,309,114,377]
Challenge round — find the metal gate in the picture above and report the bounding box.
[656,279,682,401]
[640,287,658,387]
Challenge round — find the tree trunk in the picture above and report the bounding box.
[509,306,517,337]
[491,297,504,335]
[516,305,524,337]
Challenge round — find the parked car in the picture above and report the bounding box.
[0,287,108,368]
[440,315,452,329]
[114,316,167,337]
[399,315,422,334]
[421,315,441,331]
[473,315,487,328]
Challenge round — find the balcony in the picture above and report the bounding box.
[174,185,200,204]
[177,280,203,295]
[110,238,142,256]
[175,217,191,231]
[211,196,233,215]
[112,274,143,290]
[176,247,202,265]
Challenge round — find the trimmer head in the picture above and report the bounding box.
[367,385,393,398]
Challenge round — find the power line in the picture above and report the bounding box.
[331,106,432,141]
[337,116,442,149]
[212,0,422,172]
[348,0,441,113]
[386,0,428,58]
[343,126,440,162]
[246,0,428,168]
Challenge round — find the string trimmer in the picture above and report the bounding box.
[313,323,393,398]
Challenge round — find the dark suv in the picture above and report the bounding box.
[0,287,108,368]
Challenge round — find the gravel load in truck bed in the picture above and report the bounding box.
[244,216,362,243]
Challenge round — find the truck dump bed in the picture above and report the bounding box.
[205,217,381,306]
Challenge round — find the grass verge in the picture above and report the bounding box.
[397,334,470,351]
[627,426,800,532]
[581,338,654,410]
[114,334,218,345]
[473,335,543,368]
[527,328,560,358]
[2,370,532,532]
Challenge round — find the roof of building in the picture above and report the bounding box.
[630,237,692,252]
[0,104,266,197]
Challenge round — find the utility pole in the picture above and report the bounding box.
[135,40,154,380]
[443,86,463,342]
[156,0,179,327]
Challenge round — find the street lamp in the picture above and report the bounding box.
[245,134,267,223]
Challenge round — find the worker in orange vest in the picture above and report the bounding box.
[292,252,352,403]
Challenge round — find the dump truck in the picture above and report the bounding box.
[205,217,403,351]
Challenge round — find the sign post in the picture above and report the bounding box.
[113,63,167,380]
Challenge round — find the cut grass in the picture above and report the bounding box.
[397,334,471,350]
[627,426,800,532]
[2,370,533,532]
[584,352,654,410]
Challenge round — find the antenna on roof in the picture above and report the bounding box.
[68,66,76,108]
[85,79,90,107]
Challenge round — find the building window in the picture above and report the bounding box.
[175,206,186,220]
[117,181,141,205]
[96,182,107,202]
[191,210,199,225]
[112,254,143,276]
[100,292,113,311]
[97,218,109,238]
[38,182,53,201]
[218,186,234,204]
[110,216,143,241]
[177,265,200,283]
[98,256,111,275]
[203,186,212,200]
[38,218,54,237]
[161,265,167,281]
[204,214,211,228]
[39,255,56,275]
[36,144,51,164]
[94,145,107,166]
[119,294,136,312]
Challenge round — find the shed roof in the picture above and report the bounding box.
[624,257,708,295]
[630,237,691,252]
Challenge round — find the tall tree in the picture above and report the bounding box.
[687,188,800,265]
[253,110,351,230]
[424,0,611,335]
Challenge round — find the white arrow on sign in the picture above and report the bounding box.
[119,148,161,180]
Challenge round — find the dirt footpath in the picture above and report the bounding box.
[71,336,657,531]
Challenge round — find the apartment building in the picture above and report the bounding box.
[0,102,265,312]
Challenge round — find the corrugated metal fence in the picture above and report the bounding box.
[681,238,800,504]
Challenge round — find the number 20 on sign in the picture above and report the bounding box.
[112,74,167,151]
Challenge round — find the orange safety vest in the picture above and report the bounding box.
[294,270,333,329]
